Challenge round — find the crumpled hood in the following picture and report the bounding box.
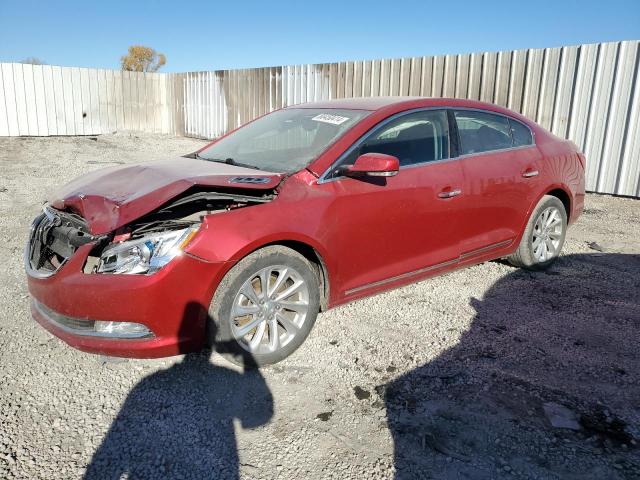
[49,157,283,235]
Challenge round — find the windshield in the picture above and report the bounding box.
[198,108,369,173]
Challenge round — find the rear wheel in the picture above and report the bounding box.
[508,195,567,270]
[207,246,320,367]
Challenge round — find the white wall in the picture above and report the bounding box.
[0,64,184,136]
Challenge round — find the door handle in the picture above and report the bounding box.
[522,169,539,178]
[438,189,462,199]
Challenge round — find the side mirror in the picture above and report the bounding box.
[344,153,400,177]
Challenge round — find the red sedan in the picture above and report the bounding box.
[25,97,585,366]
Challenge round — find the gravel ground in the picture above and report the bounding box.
[0,134,639,480]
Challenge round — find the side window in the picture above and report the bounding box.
[332,110,450,176]
[454,110,512,155]
[509,119,533,147]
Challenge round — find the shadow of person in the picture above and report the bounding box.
[384,253,640,479]
[84,302,273,480]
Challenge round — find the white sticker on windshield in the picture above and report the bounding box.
[311,113,350,125]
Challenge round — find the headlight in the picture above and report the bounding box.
[97,226,199,274]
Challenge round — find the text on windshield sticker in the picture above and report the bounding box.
[311,114,350,125]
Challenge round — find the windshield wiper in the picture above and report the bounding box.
[196,155,262,171]
[208,156,236,165]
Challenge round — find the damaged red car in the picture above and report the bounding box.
[25,97,585,366]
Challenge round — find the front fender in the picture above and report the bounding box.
[183,199,335,299]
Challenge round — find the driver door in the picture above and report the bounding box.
[317,109,465,301]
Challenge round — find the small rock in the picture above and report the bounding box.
[354,386,371,400]
[99,356,127,365]
[316,411,333,422]
[543,402,581,430]
[587,241,604,252]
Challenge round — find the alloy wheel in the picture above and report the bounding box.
[531,206,564,262]
[230,265,310,354]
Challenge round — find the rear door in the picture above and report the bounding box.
[317,109,465,299]
[452,110,541,257]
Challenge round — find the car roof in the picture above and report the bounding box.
[287,96,423,111]
[286,96,537,129]
[291,97,546,176]
[286,96,509,112]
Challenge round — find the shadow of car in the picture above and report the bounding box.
[384,253,640,479]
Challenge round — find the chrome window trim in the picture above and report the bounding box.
[452,106,536,139]
[317,106,537,184]
[456,143,538,160]
[452,107,536,152]
[398,143,537,172]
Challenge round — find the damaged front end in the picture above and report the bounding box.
[25,167,279,354]
[26,205,101,278]
[30,188,276,277]
[90,189,275,275]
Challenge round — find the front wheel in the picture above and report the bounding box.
[207,246,320,367]
[508,195,567,270]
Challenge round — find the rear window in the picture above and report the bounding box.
[454,110,512,155]
[510,119,533,147]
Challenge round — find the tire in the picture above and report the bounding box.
[207,246,320,367]
[508,195,567,270]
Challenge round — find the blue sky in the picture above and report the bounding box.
[1,0,638,72]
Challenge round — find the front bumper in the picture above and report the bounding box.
[27,243,231,358]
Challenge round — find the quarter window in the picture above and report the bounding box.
[332,110,450,176]
[454,110,513,155]
[509,119,533,147]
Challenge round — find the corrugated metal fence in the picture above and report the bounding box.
[0,64,184,136]
[1,40,639,197]
[183,40,640,197]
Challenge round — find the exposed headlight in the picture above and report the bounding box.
[97,226,199,274]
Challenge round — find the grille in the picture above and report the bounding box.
[27,211,61,274]
[26,206,89,276]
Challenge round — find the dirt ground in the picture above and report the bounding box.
[0,134,639,479]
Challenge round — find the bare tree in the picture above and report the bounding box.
[20,57,46,65]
